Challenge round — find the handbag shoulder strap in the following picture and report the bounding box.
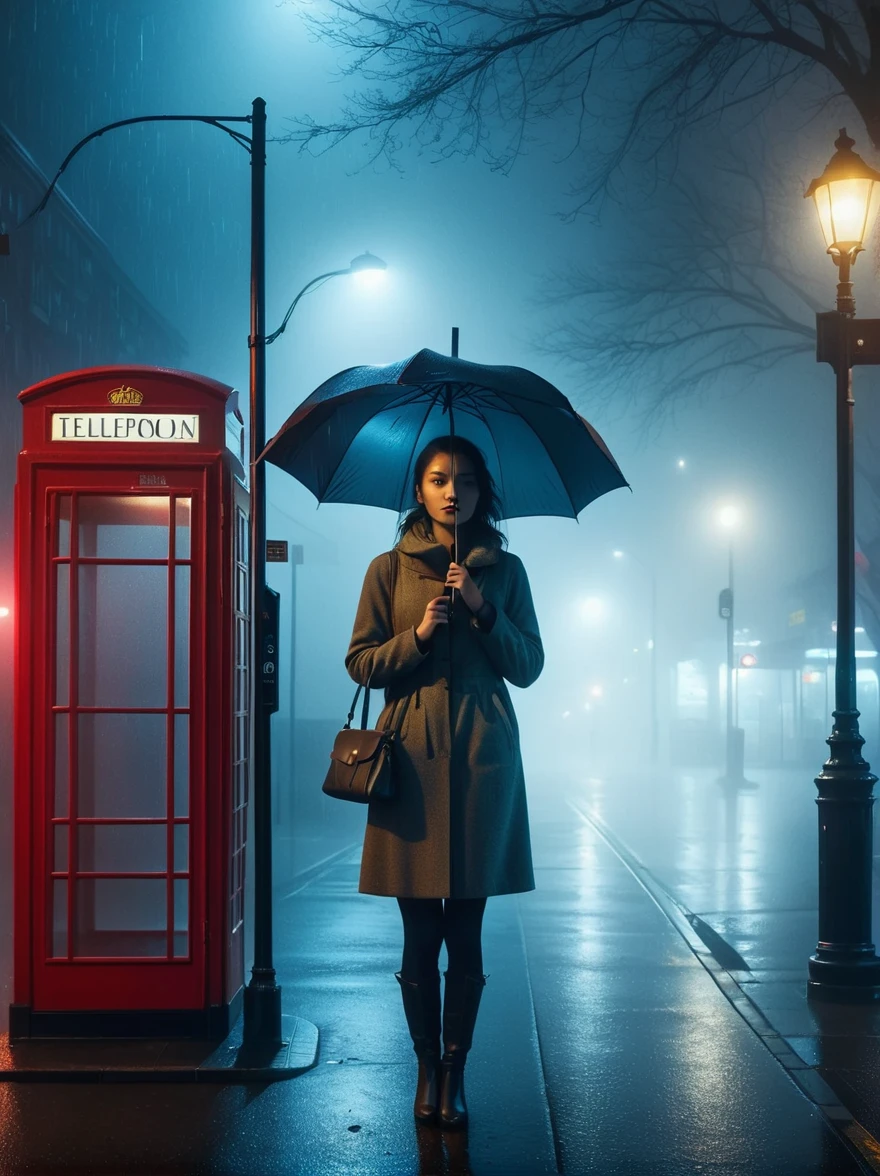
[344,548,400,730]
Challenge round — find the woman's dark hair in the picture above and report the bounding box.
[396,435,507,548]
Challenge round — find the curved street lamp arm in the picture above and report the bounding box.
[15,113,253,232]
[265,268,352,345]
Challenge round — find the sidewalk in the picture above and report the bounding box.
[569,764,880,1169]
[0,778,872,1173]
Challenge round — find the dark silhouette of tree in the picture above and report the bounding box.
[533,147,824,426]
[284,0,880,199]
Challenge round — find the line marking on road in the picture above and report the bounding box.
[515,898,564,1175]
[567,799,880,1176]
[280,842,361,900]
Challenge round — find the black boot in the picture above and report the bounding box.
[395,971,442,1122]
[438,971,487,1129]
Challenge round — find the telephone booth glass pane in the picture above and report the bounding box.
[53,881,67,958]
[174,884,188,954]
[77,714,166,818]
[74,879,166,957]
[54,713,69,817]
[174,499,191,559]
[78,565,168,708]
[57,496,71,557]
[54,825,68,872]
[174,565,190,706]
[78,496,169,559]
[174,824,188,873]
[55,564,69,706]
[174,715,189,818]
[79,825,166,873]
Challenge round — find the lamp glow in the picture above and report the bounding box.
[717,504,741,530]
[349,251,387,289]
[580,597,605,623]
[805,130,880,256]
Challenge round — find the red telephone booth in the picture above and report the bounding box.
[12,366,250,1039]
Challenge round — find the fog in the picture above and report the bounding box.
[3,0,880,1030]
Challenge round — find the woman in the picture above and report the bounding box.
[345,435,543,1129]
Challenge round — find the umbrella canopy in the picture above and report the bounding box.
[260,348,628,520]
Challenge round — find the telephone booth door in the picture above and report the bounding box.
[35,473,207,1017]
[13,365,248,1038]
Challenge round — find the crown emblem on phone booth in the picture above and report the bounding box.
[107,385,144,406]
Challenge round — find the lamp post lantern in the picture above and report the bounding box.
[805,128,880,1002]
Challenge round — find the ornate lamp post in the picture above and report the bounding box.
[805,128,880,1001]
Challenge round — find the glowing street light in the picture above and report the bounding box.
[716,503,741,531]
[266,251,388,345]
[580,597,606,623]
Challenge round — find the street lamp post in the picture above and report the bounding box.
[805,128,880,1001]
[716,505,745,785]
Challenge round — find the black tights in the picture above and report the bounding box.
[397,897,487,980]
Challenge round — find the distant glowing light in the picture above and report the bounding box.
[0,607,8,618]
[590,686,603,698]
[677,459,686,469]
[806,647,878,659]
[580,597,605,623]
[717,504,741,530]
[562,710,571,718]
[612,550,624,559]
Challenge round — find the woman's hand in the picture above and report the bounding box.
[446,562,484,613]
[416,595,449,644]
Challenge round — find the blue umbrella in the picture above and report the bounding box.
[260,348,629,528]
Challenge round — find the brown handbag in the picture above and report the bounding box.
[322,550,407,804]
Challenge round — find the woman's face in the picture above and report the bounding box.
[416,451,480,530]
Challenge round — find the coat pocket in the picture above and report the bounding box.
[491,692,516,749]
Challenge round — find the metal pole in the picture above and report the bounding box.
[726,542,734,779]
[650,574,659,763]
[243,96,283,1047]
[809,281,880,1000]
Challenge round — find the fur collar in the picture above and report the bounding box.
[396,517,501,579]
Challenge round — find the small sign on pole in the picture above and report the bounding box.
[266,540,288,563]
[718,588,733,619]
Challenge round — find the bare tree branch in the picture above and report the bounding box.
[531,141,827,427]
[281,0,878,192]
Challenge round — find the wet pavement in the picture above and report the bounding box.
[572,763,880,1167]
[0,769,874,1173]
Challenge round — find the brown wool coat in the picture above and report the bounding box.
[345,519,544,899]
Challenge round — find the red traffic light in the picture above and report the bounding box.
[739,653,758,668]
